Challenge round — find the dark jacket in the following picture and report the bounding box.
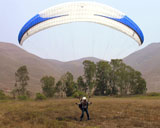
[79,101,91,110]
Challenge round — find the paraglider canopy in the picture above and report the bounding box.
[18,1,144,45]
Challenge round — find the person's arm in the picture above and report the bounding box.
[75,103,80,105]
[88,102,92,105]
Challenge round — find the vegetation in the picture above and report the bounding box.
[9,60,146,99]
[38,59,147,98]
[12,65,30,99]
[146,92,160,97]
[72,91,87,98]
[94,59,147,96]
[0,97,160,128]
[0,90,9,100]
[77,76,85,92]
[54,72,76,97]
[17,95,28,100]
[41,76,56,97]
[0,60,157,128]
[83,60,96,93]
[35,93,46,100]
[95,61,112,95]
[61,72,76,97]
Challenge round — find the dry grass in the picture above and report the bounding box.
[0,97,160,128]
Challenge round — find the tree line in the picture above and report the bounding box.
[11,59,147,100]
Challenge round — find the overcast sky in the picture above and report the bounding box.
[0,0,160,61]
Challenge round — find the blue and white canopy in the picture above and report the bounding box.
[18,1,144,45]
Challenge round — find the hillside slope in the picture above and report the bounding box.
[124,43,160,92]
[0,42,101,92]
[1,42,160,92]
[0,42,62,92]
[47,57,101,79]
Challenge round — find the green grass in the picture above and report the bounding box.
[122,93,160,99]
[0,97,160,128]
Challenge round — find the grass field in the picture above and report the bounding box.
[0,96,160,128]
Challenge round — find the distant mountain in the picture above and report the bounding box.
[0,42,101,92]
[47,57,101,79]
[0,42,62,92]
[0,42,160,93]
[124,43,160,92]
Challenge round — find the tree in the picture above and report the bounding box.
[14,65,30,96]
[95,61,112,95]
[55,80,66,97]
[109,59,124,95]
[83,60,96,93]
[129,71,147,94]
[61,72,76,97]
[110,60,147,95]
[55,80,63,93]
[0,90,7,100]
[40,76,55,97]
[77,76,86,91]
[116,65,131,95]
[134,77,147,94]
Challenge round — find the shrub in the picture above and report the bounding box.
[147,92,160,97]
[72,91,87,98]
[35,93,46,100]
[0,90,7,100]
[18,95,28,100]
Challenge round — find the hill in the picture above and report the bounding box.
[0,42,101,92]
[0,42,160,92]
[124,43,160,92]
[0,42,62,92]
[47,57,101,79]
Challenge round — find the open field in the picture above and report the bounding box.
[0,97,160,128]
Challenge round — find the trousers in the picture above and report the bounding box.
[80,108,90,120]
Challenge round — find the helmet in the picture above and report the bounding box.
[82,97,86,101]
